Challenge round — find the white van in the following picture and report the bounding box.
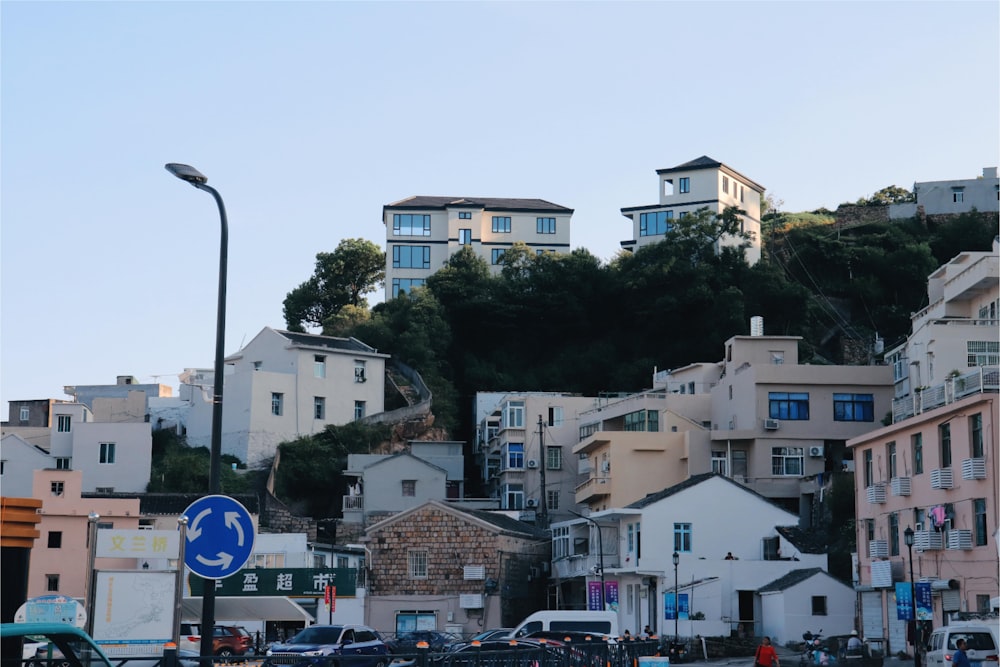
[926,619,1000,667]
[510,611,620,639]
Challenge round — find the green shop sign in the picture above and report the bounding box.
[188,568,357,597]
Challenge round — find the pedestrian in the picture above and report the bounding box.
[642,625,653,639]
[952,638,971,667]
[847,630,863,655]
[755,636,780,667]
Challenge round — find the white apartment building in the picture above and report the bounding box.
[383,196,573,299]
[620,156,765,264]
[182,327,388,466]
[890,167,1000,218]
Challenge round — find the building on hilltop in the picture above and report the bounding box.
[620,156,765,264]
[382,196,574,300]
[890,167,999,219]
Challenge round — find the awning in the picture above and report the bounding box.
[182,596,314,623]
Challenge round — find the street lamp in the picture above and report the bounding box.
[165,163,228,665]
[672,551,680,642]
[904,526,921,667]
[569,511,605,610]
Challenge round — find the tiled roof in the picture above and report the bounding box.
[758,567,825,592]
[123,493,261,516]
[460,507,550,539]
[276,330,377,353]
[655,155,765,191]
[776,525,829,554]
[384,196,573,214]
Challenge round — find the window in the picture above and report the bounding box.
[99,442,116,464]
[553,525,570,559]
[673,523,692,552]
[392,245,431,269]
[504,443,524,470]
[627,523,635,554]
[546,446,562,470]
[548,406,563,426]
[772,447,804,475]
[865,519,875,546]
[679,177,690,193]
[812,596,828,615]
[408,550,428,578]
[314,397,326,420]
[970,414,983,457]
[639,210,673,236]
[770,351,784,365]
[392,277,426,298]
[311,354,326,378]
[402,480,416,497]
[355,361,367,383]
[19,407,30,422]
[887,441,897,479]
[977,595,993,613]
[504,400,524,428]
[740,185,745,202]
[769,392,810,420]
[46,574,59,592]
[393,213,431,236]
[354,401,366,421]
[864,449,874,487]
[253,361,262,371]
[458,229,472,245]
[974,498,987,546]
[536,217,556,234]
[95,487,114,493]
[48,531,62,548]
[271,393,284,416]
[504,483,524,509]
[251,553,286,568]
[55,458,71,470]
[833,394,874,421]
[722,176,729,194]
[679,211,688,219]
[546,488,560,511]
[711,450,727,475]
[458,211,472,219]
[57,415,72,432]
[912,433,923,475]
[889,512,900,556]
[51,481,64,496]
[952,187,965,203]
[939,423,952,467]
[491,248,505,265]
[968,340,999,366]
[624,409,658,432]
[731,450,747,478]
[492,216,512,233]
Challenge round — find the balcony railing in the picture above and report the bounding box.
[893,366,998,423]
[343,495,364,512]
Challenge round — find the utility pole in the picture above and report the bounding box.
[537,415,548,527]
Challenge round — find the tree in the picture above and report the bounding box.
[855,185,915,206]
[283,238,385,332]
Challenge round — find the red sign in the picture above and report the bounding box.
[325,585,336,611]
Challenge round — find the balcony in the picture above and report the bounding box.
[866,484,886,504]
[893,366,998,423]
[931,468,954,489]
[914,529,943,551]
[575,475,612,504]
[962,458,987,480]
[891,477,911,497]
[946,529,973,550]
[342,494,364,522]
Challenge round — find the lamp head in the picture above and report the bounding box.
[903,526,915,546]
[672,552,679,566]
[165,163,208,185]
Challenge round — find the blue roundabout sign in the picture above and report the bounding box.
[182,495,255,580]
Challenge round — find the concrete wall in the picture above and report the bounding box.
[760,573,855,646]
[71,421,152,493]
[0,434,53,497]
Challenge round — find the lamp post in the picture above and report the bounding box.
[569,511,605,610]
[672,552,680,642]
[904,526,921,667]
[165,163,228,665]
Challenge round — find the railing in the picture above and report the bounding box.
[574,475,611,494]
[892,366,998,423]
[343,494,364,511]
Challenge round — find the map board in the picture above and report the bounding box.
[91,571,175,657]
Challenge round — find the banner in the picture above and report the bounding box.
[895,582,914,621]
[588,581,604,610]
[664,592,676,620]
[188,567,356,597]
[678,593,689,620]
[605,581,619,612]
[915,582,933,620]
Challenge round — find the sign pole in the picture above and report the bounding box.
[174,516,188,649]
[84,512,99,638]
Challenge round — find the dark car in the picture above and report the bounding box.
[439,639,563,667]
[264,624,389,667]
[388,630,460,654]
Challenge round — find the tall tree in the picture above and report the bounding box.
[283,238,385,332]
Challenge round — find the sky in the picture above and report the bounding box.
[2,1,998,415]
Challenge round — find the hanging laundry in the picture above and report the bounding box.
[930,505,947,527]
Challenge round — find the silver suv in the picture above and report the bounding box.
[264,624,389,667]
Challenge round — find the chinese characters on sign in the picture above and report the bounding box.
[915,582,933,620]
[188,568,356,597]
[587,582,603,610]
[605,581,620,612]
[895,582,914,621]
[96,530,180,558]
[664,593,689,620]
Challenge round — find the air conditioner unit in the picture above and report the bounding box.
[763,419,780,430]
[601,461,610,473]
[526,498,538,508]
[809,445,825,457]
[527,459,539,469]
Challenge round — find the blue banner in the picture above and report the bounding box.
[679,593,689,620]
[664,592,677,620]
[895,582,914,621]
[915,582,933,621]
[605,581,620,612]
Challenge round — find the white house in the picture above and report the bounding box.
[180,327,389,466]
[758,568,856,646]
[890,167,999,218]
[0,433,52,497]
[552,474,853,644]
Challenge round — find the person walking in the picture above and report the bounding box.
[755,636,780,667]
[952,638,971,667]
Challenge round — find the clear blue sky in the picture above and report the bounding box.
[2,1,998,414]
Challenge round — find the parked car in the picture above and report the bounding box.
[388,630,461,654]
[465,629,514,643]
[439,639,563,667]
[2,622,114,667]
[179,622,253,656]
[264,624,389,667]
